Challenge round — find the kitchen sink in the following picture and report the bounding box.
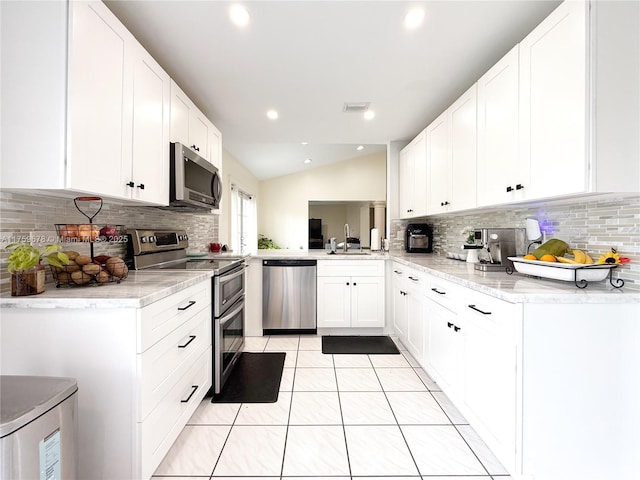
[327,251,370,256]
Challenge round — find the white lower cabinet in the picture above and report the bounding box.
[317,260,385,328]
[405,271,427,364]
[0,279,212,480]
[391,263,408,340]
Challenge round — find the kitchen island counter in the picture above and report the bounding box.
[391,252,640,304]
[0,270,213,309]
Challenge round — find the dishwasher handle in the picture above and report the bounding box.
[263,259,317,267]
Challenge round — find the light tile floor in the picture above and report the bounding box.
[153,334,512,479]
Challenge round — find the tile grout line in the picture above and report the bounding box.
[331,348,354,478]
[279,335,300,479]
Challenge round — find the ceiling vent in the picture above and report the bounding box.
[343,102,370,113]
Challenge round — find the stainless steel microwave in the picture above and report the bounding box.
[168,142,221,211]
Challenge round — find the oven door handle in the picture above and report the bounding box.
[218,265,245,286]
[218,299,245,327]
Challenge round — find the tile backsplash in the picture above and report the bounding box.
[0,191,218,292]
[391,194,640,288]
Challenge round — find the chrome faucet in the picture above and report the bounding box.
[343,223,349,252]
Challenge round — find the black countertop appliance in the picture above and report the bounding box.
[405,223,433,253]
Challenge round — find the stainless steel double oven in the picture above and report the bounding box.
[126,229,245,394]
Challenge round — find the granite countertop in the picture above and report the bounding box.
[0,270,213,309]
[391,253,640,304]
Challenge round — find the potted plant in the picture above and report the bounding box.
[5,243,68,296]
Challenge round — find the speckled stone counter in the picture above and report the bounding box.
[391,252,640,304]
[250,249,389,260]
[0,270,212,309]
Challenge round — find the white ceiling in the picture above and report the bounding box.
[104,0,561,180]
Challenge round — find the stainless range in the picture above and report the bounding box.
[126,228,245,395]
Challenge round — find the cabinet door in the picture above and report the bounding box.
[170,81,190,145]
[67,1,131,197]
[350,276,385,328]
[426,111,450,214]
[317,276,351,328]
[208,121,223,170]
[398,145,414,217]
[129,46,170,205]
[477,46,522,207]
[406,282,426,364]
[411,132,428,217]
[450,84,477,211]
[189,110,209,158]
[391,267,408,341]
[425,297,460,392]
[461,298,518,473]
[520,0,587,200]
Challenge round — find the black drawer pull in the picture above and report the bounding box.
[506,185,513,192]
[178,300,196,311]
[454,326,461,332]
[394,270,402,274]
[447,322,454,328]
[353,282,357,286]
[126,181,135,188]
[515,183,524,190]
[137,183,145,190]
[468,304,492,315]
[181,385,198,403]
[408,276,419,282]
[431,288,446,295]
[178,335,196,349]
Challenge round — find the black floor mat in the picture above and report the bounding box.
[212,352,285,403]
[322,335,400,355]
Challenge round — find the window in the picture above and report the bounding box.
[230,184,257,254]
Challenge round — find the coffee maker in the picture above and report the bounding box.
[405,224,433,253]
[474,228,525,271]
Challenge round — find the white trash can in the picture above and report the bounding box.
[1,376,78,479]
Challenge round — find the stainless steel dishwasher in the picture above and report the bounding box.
[262,259,317,334]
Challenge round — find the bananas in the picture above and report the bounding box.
[556,249,594,265]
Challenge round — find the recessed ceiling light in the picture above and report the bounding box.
[364,110,375,120]
[404,7,425,29]
[304,158,312,164]
[230,5,250,27]
[266,109,278,120]
[357,145,365,151]
[301,142,308,145]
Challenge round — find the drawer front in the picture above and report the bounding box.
[317,259,385,277]
[139,280,211,353]
[425,276,462,313]
[462,288,519,329]
[139,305,211,420]
[140,346,211,480]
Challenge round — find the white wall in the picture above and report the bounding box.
[258,151,386,250]
[219,147,260,249]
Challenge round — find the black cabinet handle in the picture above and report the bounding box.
[353,282,357,286]
[181,385,198,403]
[468,304,492,315]
[516,184,524,190]
[126,181,135,188]
[178,300,196,311]
[454,326,461,332]
[190,144,200,152]
[178,335,196,349]
[408,276,419,282]
[137,183,145,190]
[394,270,402,274]
[506,186,513,192]
[407,209,413,213]
[441,201,450,206]
[431,288,446,295]
[447,322,454,328]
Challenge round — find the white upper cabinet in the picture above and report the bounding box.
[427,84,477,214]
[128,44,171,204]
[67,0,131,199]
[398,130,427,218]
[1,0,170,205]
[477,46,522,207]
[519,0,587,200]
[170,80,222,170]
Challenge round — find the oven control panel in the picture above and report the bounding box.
[127,229,189,256]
